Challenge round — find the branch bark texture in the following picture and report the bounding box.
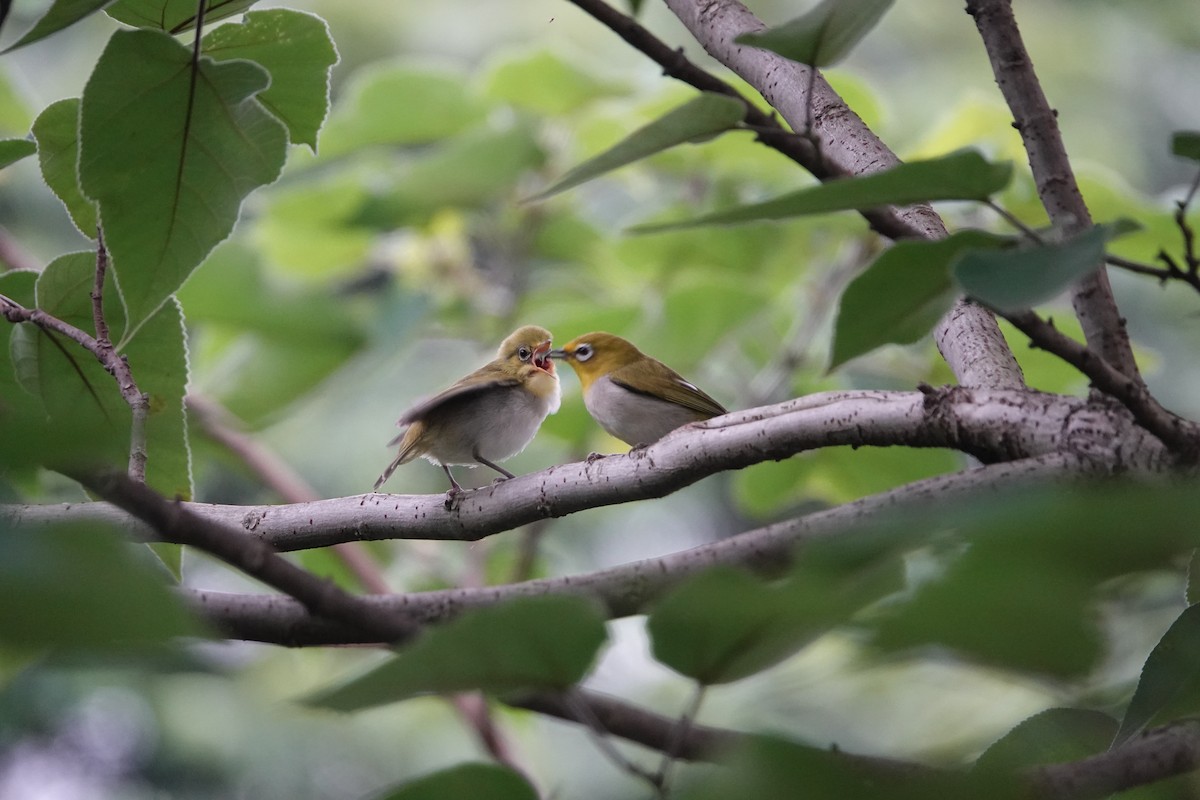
[965,0,1140,382]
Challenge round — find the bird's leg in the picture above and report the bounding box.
[441,464,466,509]
[474,451,516,482]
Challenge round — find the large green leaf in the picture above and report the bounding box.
[649,553,901,685]
[318,64,488,158]
[201,9,338,150]
[870,484,1200,677]
[106,0,257,33]
[32,98,98,236]
[829,230,1009,370]
[1172,131,1200,163]
[484,49,624,116]
[79,29,287,337]
[357,120,546,225]
[734,0,895,67]
[1114,604,1200,746]
[0,138,35,169]
[679,733,960,800]
[306,596,607,712]
[974,708,1117,774]
[0,520,205,649]
[633,150,1012,232]
[1,0,112,53]
[372,764,538,800]
[530,92,746,201]
[953,224,1127,313]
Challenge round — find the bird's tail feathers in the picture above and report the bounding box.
[373,426,420,491]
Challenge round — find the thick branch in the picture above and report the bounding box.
[7,389,1169,548]
[657,0,1022,390]
[185,453,1089,646]
[965,0,1139,381]
[1031,721,1200,800]
[80,471,418,643]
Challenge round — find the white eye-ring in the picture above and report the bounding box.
[574,343,593,361]
[518,345,533,361]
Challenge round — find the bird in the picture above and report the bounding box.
[373,325,560,496]
[549,332,727,446]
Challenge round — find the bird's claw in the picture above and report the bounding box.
[443,486,462,511]
[585,452,607,464]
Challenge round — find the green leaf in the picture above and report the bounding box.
[953,225,1124,314]
[0,138,35,169]
[649,556,901,685]
[201,9,338,151]
[0,271,45,475]
[484,49,624,116]
[106,0,257,33]
[2,0,112,53]
[79,29,287,336]
[633,150,1013,232]
[1172,131,1200,163]
[1114,604,1200,747]
[679,733,962,800]
[974,708,1117,774]
[530,93,746,201]
[306,596,607,711]
[870,483,1200,677]
[125,298,192,500]
[29,253,130,465]
[32,98,99,236]
[357,120,546,225]
[319,64,488,158]
[735,0,895,67]
[371,763,538,800]
[0,520,205,650]
[829,230,1010,370]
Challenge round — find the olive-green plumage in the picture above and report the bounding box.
[549,332,726,446]
[374,325,560,494]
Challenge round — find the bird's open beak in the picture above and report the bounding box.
[533,341,555,373]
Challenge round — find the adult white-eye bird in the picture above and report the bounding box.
[549,332,726,446]
[374,325,560,495]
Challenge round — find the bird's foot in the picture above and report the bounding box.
[491,475,510,486]
[585,452,608,464]
[443,485,462,511]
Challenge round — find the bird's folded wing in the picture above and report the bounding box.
[397,364,522,426]
[610,365,727,418]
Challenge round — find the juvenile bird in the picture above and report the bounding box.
[374,325,560,496]
[549,332,726,446]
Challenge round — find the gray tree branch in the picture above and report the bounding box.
[965,0,1141,382]
[5,389,1169,549]
[186,452,1088,647]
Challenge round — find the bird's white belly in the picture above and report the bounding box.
[584,376,702,445]
[424,381,559,466]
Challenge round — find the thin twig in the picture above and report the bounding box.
[985,199,1044,243]
[0,288,150,479]
[1003,310,1200,461]
[655,683,708,795]
[562,688,663,791]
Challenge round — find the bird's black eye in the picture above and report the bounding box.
[575,343,593,362]
[517,345,533,361]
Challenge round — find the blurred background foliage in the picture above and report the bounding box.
[1,0,1199,797]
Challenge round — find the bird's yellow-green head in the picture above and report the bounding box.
[548,331,643,392]
[498,324,556,377]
